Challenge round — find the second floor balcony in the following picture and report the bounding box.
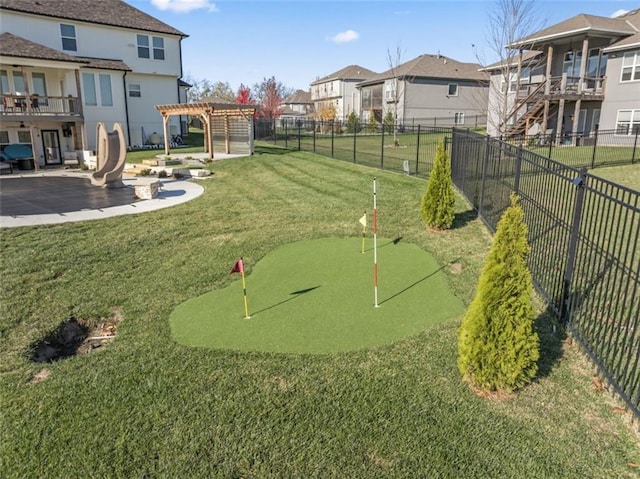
[1,93,82,118]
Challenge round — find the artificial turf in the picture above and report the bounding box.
[170,237,463,353]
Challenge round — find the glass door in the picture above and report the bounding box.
[42,130,61,165]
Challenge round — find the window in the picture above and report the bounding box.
[137,34,165,60]
[17,130,32,143]
[129,83,141,98]
[385,82,396,101]
[563,51,582,78]
[82,73,97,106]
[137,35,150,58]
[13,71,25,93]
[621,51,640,82]
[586,48,607,78]
[0,131,9,152]
[152,36,165,60]
[616,109,640,135]
[0,70,8,94]
[448,84,458,96]
[99,74,113,106]
[60,24,77,51]
[454,112,465,125]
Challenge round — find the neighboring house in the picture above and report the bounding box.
[280,89,313,124]
[0,0,187,168]
[310,65,377,122]
[356,54,489,126]
[483,9,640,139]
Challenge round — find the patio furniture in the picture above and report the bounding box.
[2,144,35,170]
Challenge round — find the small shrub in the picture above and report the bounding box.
[421,139,455,230]
[139,168,152,176]
[458,193,540,393]
[173,172,183,179]
[383,112,395,134]
[367,113,378,134]
[158,170,168,178]
[346,112,362,133]
[204,158,213,165]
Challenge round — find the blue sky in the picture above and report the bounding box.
[129,0,638,92]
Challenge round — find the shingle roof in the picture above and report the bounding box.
[604,31,640,52]
[357,54,488,86]
[284,89,312,104]
[0,32,87,63]
[76,56,131,71]
[311,65,377,85]
[509,12,637,47]
[0,0,186,36]
[479,51,544,72]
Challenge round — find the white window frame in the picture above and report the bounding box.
[152,36,165,60]
[385,82,396,101]
[60,24,77,52]
[620,51,640,82]
[454,112,465,125]
[138,34,165,60]
[82,73,97,106]
[129,83,141,98]
[615,109,640,135]
[448,83,459,96]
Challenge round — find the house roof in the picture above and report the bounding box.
[604,31,640,53]
[0,0,187,37]
[0,32,87,63]
[508,11,638,48]
[178,79,192,88]
[279,106,305,116]
[479,50,544,72]
[283,89,312,104]
[76,56,131,71]
[310,65,377,85]
[357,54,488,86]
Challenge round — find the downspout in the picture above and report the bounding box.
[122,70,131,146]
[178,35,185,136]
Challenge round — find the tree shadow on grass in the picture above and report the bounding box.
[535,305,566,379]
[451,208,478,230]
[254,144,294,156]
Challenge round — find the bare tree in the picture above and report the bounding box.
[184,75,235,103]
[386,44,405,146]
[476,0,546,136]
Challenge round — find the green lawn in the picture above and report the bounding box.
[1,148,638,478]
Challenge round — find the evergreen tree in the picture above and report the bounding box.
[366,113,378,134]
[458,193,540,392]
[346,112,361,133]
[421,139,455,229]
[383,111,395,134]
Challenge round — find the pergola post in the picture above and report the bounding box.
[162,113,171,156]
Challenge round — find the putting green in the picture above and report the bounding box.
[170,237,463,354]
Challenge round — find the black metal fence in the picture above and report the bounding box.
[451,128,639,420]
[504,128,640,168]
[255,118,456,177]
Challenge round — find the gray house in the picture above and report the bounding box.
[280,89,314,125]
[356,54,489,126]
[484,8,640,139]
[310,65,377,122]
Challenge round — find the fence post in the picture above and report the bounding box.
[380,122,385,169]
[632,128,639,164]
[353,122,357,163]
[313,120,316,152]
[284,121,288,148]
[444,135,449,152]
[561,167,587,322]
[478,135,491,216]
[298,122,301,151]
[415,124,421,175]
[272,120,276,144]
[591,125,599,169]
[548,133,553,158]
[514,144,523,194]
[331,120,334,158]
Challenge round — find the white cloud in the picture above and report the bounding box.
[611,9,628,18]
[329,29,359,44]
[151,0,218,14]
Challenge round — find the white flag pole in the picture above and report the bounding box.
[373,177,379,308]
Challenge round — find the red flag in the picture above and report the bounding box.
[230,259,244,274]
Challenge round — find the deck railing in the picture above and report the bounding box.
[1,94,81,116]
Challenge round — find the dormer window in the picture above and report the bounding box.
[448,84,458,96]
[60,24,77,52]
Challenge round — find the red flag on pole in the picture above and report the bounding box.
[230,259,244,274]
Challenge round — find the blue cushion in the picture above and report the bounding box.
[3,144,33,159]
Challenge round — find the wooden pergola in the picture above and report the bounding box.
[155,102,257,159]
